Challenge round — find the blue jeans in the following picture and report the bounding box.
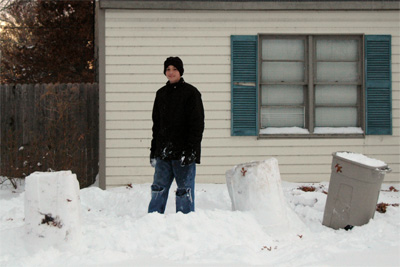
[148,158,196,214]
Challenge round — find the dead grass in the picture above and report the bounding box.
[376,203,399,213]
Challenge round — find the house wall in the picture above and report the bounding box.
[104,9,399,187]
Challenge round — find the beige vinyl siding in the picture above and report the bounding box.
[105,10,400,187]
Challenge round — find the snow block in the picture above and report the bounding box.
[226,158,289,227]
[24,171,82,245]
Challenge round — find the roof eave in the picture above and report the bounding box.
[98,1,400,11]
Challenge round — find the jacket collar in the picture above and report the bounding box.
[166,78,185,88]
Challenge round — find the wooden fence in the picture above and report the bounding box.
[0,83,99,188]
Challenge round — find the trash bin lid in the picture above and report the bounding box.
[333,152,390,171]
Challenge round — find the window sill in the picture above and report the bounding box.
[258,133,365,139]
[258,127,365,138]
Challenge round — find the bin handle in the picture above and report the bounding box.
[378,167,392,173]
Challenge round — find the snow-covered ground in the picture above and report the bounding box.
[1,176,399,266]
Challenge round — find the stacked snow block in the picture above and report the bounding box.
[226,158,289,227]
[25,171,82,245]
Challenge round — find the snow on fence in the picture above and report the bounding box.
[0,83,99,188]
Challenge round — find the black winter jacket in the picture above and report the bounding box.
[150,78,205,164]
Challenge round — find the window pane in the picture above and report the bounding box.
[262,62,304,82]
[315,107,357,127]
[316,62,358,82]
[261,107,304,127]
[315,85,357,105]
[262,85,304,105]
[262,39,304,60]
[316,39,358,61]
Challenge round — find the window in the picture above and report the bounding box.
[314,37,362,132]
[260,36,307,132]
[259,35,363,135]
[231,34,392,137]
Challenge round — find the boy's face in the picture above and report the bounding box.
[165,65,181,84]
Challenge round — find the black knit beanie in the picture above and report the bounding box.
[163,57,184,76]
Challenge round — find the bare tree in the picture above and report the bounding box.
[0,0,94,83]
[0,0,15,14]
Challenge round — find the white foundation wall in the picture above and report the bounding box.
[104,9,400,187]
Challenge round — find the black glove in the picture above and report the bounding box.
[180,149,196,167]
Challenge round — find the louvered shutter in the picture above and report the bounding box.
[231,35,258,136]
[365,35,392,135]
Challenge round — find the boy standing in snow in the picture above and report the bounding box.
[148,57,205,214]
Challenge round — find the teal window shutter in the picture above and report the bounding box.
[365,35,392,135]
[231,35,258,136]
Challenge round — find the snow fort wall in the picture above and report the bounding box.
[225,158,289,227]
[24,171,82,246]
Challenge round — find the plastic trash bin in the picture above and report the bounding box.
[322,152,391,230]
